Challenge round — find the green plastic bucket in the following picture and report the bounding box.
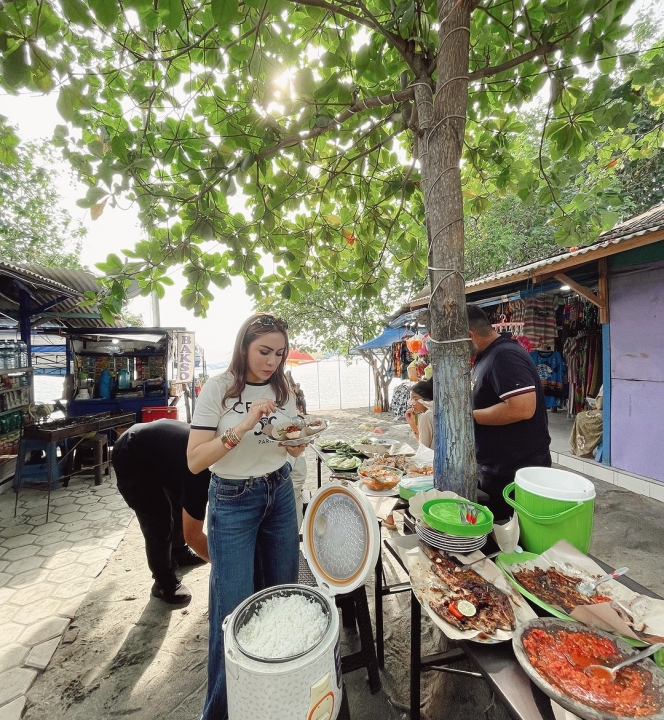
[503,467,596,554]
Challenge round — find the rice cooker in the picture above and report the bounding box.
[224,480,380,720]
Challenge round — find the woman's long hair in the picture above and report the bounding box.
[223,313,292,408]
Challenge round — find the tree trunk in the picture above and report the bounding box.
[413,0,478,498]
[360,350,391,411]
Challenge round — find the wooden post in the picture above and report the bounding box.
[598,258,609,324]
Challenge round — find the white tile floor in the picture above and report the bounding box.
[0,471,133,716]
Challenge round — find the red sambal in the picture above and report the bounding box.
[522,628,660,717]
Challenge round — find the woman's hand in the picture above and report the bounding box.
[405,408,418,433]
[238,398,276,432]
[282,441,310,457]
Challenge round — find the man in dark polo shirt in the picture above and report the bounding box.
[468,304,551,521]
[112,420,211,605]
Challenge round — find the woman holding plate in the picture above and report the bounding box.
[187,313,308,720]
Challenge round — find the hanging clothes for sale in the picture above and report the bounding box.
[391,341,412,380]
[523,295,557,349]
[530,349,564,409]
[563,332,602,415]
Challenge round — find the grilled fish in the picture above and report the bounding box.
[421,543,516,634]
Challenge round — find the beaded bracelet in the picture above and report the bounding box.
[220,433,236,450]
[226,427,241,446]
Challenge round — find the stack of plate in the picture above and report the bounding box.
[415,520,488,552]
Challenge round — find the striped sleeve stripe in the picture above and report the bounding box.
[499,386,536,400]
[190,424,218,431]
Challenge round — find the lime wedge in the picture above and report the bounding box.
[457,600,476,617]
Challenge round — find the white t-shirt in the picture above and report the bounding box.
[191,372,298,479]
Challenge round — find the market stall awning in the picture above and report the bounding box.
[350,327,413,353]
[0,261,126,331]
[286,348,316,365]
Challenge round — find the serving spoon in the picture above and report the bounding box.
[583,642,664,680]
[453,551,502,572]
[577,566,629,595]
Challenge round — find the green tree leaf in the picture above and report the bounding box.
[2,42,30,88]
[211,0,242,25]
[61,0,93,27]
[88,0,119,27]
[158,0,184,31]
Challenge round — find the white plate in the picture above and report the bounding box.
[356,480,400,498]
[416,531,487,553]
[416,521,488,541]
[365,436,399,446]
[261,419,329,446]
[415,525,487,548]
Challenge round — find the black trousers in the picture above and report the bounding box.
[112,434,185,584]
[479,454,552,522]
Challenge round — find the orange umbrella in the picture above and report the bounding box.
[286,348,316,365]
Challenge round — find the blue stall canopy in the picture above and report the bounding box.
[350,327,413,353]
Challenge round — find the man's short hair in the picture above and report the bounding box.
[467,303,493,336]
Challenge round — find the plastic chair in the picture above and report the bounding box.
[13,436,66,522]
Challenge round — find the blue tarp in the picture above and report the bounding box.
[350,327,413,353]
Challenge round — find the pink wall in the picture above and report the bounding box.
[609,260,664,482]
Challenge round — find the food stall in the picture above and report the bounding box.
[63,327,189,422]
[309,424,664,720]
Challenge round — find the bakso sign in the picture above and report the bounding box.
[177,332,195,383]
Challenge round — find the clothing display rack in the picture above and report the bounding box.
[483,292,603,416]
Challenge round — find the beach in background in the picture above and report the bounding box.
[33,358,405,412]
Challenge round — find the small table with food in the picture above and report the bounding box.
[382,529,664,720]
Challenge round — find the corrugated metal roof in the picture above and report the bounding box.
[19,263,103,294]
[409,201,664,307]
[0,261,120,329]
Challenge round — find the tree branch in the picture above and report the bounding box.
[290,0,410,59]
[250,87,414,162]
[469,41,557,80]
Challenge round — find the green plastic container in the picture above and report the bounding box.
[503,467,595,554]
[421,499,493,537]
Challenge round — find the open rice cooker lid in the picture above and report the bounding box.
[303,480,380,597]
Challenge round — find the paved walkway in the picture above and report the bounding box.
[2,407,663,720]
[0,473,133,719]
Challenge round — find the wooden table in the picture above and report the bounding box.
[16,412,135,521]
[380,534,662,720]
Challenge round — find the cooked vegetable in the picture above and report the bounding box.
[317,439,353,452]
[325,454,362,471]
[448,603,464,620]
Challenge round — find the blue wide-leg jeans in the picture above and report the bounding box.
[201,464,299,720]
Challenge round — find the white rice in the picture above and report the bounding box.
[236,594,328,658]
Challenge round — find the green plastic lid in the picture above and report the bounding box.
[421,499,493,537]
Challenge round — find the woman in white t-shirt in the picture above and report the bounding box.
[187,313,307,720]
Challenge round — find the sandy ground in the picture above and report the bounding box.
[20,407,664,720]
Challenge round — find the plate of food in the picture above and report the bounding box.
[406,543,535,644]
[404,461,434,476]
[325,454,363,473]
[261,417,329,446]
[513,618,664,720]
[356,465,403,496]
[497,542,664,656]
[497,550,571,620]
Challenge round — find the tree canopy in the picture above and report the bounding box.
[2,0,664,495]
[0,119,85,267]
[0,1,661,314]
